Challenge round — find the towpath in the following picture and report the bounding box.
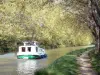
[77,50,97,75]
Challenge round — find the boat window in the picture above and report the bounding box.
[36,47,38,52]
[41,49,44,52]
[22,47,25,52]
[28,47,31,52]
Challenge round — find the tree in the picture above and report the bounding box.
[73,0,100,53]
[88,0,100,53]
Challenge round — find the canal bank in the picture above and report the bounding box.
[35,45,95,75]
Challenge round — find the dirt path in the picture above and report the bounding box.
[77,50,97,75]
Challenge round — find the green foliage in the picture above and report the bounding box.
[0,34,17,53]
[34,69,49,75]
[35,55,78,75]
[34,47,95,75]
[0,0,94,51]
[48,55,78,75]
[90,50,100,74]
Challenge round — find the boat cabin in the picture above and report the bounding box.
[17,41,47,59]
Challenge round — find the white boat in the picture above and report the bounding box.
[17,41,47,59]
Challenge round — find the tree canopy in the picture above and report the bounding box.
[0,0,94,51]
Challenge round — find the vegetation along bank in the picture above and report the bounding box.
[34,46,95,75]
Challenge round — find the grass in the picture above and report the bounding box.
[34,46,95,75]
[89,50,100,75]
[34,55,78,75]
[46,46,89,64]
[66,47,95,56]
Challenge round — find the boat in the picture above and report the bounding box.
[17,41,47,59]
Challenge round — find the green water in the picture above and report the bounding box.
[46,46,89,64]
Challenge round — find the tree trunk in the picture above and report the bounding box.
[88,0,100,53]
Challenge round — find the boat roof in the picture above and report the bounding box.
[22,41,39,46]
[19,45,38,47]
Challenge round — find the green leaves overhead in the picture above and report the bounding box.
[0,0,93,49]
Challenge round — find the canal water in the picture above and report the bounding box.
[0,46,89,75]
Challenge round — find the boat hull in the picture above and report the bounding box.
[17,54,47,59]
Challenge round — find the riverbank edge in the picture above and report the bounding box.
[34,45,95,75]
[89,49,100,75]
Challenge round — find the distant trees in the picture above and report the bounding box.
[0,0,94,51]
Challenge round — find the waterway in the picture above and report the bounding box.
[0,46,90,75]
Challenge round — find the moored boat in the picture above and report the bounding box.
[17,41,47,59]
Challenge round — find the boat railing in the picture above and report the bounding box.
[23,41,39,46]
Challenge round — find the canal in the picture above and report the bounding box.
[0,46,89,75]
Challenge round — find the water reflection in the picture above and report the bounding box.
[17,59,47,75]
[17,60,37,75]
